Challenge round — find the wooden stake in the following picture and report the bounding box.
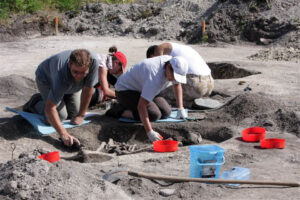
[55,17,58,36]
[202,20,206,36]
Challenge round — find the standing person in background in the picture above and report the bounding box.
[115,56,188,142]
[90,46,127,106]
[31,49,99,147]
[146,43,214,108]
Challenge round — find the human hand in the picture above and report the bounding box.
[61,133,81,147]
[71,115,84,125]
[176,108,187,119]
[147,130,163,142]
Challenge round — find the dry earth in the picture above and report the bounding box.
[0,36,299,199]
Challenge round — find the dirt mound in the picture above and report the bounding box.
[206,0,300,46]
[0,11,65,42]
[223,93,282,119]
[214,93,300,136]
[1,0,299,48]
[247,47,300,62]
[0,153,130,200]
[0,75,37,99]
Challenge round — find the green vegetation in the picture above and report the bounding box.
[0,0,159,19]
[201,34,209,44]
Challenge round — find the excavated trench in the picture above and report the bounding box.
[3,66,299,164]
[0,66,264,162]
[208,62,261,79]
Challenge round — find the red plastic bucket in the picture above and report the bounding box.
[38,151,60,163]
[153,140,178,152]
[242,127,266,142]
[260,138,285,149]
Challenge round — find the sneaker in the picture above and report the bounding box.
[23,93,43,113]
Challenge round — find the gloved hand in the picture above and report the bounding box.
[147,130,163,142]
[176,108,187,119]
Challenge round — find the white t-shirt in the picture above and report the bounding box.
[170,43,211,76]
[115,55,172,102]
[97,54,112,70]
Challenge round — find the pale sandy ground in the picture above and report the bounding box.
[0,36,299,199]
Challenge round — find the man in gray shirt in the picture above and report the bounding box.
[35,49,98,147]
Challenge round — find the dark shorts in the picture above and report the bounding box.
[116,90,171,121]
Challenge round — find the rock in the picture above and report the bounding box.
[238,81,246,85]
[193,98,223,109]
[259,38,272,45]
[186,132,202,144]
[159,188,175,197]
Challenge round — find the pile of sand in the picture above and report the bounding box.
[0,75,37,99]
[248,47,300,62]
[0,153,130,200]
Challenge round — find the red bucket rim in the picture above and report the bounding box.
[153,140,178,152]
[260,138,285,149]
[38,151,60,163]
[242,127,266,142]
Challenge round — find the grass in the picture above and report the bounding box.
[201,34,209,44]
[0,0,165,19]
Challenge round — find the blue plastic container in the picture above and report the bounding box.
[189,145,225,179]
[221,167,250,187]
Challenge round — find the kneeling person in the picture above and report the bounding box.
[147,43,214,108]
[35,49,99,147]
[115,56,188,142]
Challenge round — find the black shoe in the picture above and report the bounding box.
[105,103,125,118]
[23,93,43,113]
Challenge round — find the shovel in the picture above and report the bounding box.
[103,170,300,187]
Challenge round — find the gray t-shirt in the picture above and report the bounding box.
[115,55,172,102]
[35,50,99,105]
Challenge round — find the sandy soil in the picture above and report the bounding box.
[0,36,299,200]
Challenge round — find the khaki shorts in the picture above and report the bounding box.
[159,74,214,107]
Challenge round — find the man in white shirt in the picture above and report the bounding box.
[147,43,214,108]
[115,56,188,142]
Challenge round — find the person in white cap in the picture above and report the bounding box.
[146,42,214,108]
[114,55,188,142]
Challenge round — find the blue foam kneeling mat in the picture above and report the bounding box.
[6,107,91,135]
[119,109,187,123]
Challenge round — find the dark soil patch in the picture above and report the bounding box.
[208,62,261,79]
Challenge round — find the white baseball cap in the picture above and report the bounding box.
[169,56,188,84]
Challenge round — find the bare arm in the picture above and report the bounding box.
[154,43,172,56]
[172,83,184,109]
[99,67,116,98]
[72,86,94,125]
[45,99,80,146]
[78,86,94,116]
[137,97,152,133]
[45,99,68,136]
